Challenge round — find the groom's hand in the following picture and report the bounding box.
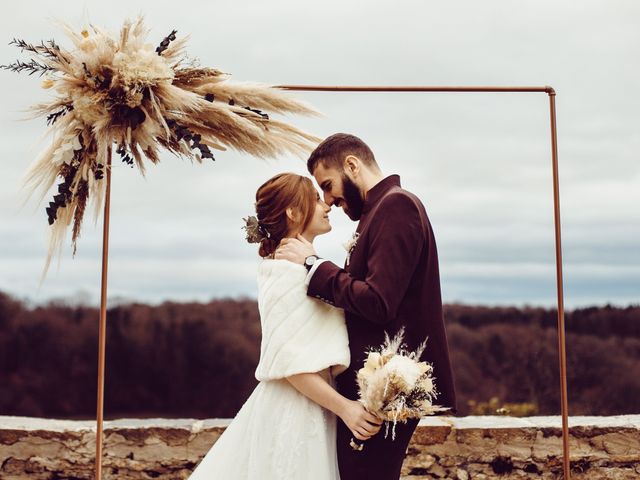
[274,234,316,265]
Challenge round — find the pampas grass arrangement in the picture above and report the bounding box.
[356,327,448,444]
[2,16,320,277]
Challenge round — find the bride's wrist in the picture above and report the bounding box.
[334,396,351,419]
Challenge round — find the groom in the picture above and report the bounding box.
[276,133,457,480]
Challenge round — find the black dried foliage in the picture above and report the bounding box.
[155,29,177,55]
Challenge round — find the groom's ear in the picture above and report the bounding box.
[344,154,360,177]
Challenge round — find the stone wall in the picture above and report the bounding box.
[1,415,639,479]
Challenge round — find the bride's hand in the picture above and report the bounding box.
[338,399,383,441]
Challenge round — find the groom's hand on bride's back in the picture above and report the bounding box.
[338,399,383,441]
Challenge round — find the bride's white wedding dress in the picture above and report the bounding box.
[188,258,350,479]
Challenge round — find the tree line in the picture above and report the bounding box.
[1,291,638,419]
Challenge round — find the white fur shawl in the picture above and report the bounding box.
[254,259,350,381]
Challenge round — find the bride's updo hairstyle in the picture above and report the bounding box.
[255,173,317,258]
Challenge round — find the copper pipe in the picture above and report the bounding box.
[275,84,571,478]
[90,84,571,478]
[95,146,112,480]
[276,85,553,93]
[548,90,571,480]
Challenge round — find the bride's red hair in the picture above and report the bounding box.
[255,173,317,258]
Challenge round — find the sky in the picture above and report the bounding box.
[0,0,638,308]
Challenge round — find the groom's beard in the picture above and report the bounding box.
[341,173,364,221]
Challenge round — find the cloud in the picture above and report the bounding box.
[1,0,638,307]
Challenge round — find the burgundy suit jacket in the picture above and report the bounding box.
[308,174,457,414]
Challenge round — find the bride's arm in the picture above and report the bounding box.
[285,372,382,441]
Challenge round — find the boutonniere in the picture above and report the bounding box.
[343,232,360,266]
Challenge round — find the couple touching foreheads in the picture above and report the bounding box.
[189,133,457,480]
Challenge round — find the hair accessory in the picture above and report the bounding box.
[242,215,271,243]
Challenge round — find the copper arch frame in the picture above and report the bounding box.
[93,85,571,479]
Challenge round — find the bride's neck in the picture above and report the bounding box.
[279,229,316,246]
[300,231,315,243]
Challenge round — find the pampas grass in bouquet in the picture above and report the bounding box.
[355,326,449,446]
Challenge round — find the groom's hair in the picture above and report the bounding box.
[307,133,378,174]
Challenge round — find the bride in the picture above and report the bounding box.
[188,172,382,479]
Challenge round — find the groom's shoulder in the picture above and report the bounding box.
[379,186,426,215]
